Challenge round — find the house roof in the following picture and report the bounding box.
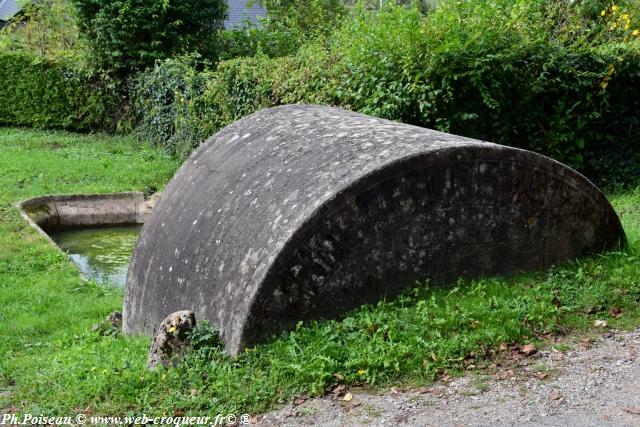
[0,0,21,21]
[226,0,266,29]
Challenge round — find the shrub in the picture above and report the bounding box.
[0,0,84,63]
[260,0,347,36]
[70,0,227,78]
[130,57,213,158]
[134,1,640,185]
[0,52,114,131]
[218,20,305,60]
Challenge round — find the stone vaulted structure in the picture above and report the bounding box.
[124,105,625,354]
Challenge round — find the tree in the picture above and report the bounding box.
[71,0,227,78]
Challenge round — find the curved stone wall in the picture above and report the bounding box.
[124,105,625,354]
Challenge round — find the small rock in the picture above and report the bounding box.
[521,344,537,356]
[594,320,608,328]
[106,311,123,329]
[549,391,562,401]
[147,310,196,370]
[91,311,123,336]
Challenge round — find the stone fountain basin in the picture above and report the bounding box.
[17,192,157,242]
[17,192,158,284]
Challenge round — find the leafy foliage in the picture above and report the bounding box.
[217,0,349,61]
[259,0,347,35]
[0,0,84,62]
[130,56,217,158]
[134,0,640,186]
[0,52,114,130]
[70,0,227,77]
[218,19,305,60]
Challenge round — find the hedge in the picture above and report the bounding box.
[4,1,637,186]
[0,52,113,131]
[133,2,640,186]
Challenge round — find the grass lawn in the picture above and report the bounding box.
[0,127,638,416]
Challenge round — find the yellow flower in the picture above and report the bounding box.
[633,29,640,36]
[611,4,618,12]
[601,10,606,16]
[357,368,366,375]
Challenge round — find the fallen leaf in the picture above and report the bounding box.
[521,344,537,356]
[174,409,185,417]
[333,373,344,382]
[330,384,346,397]
[357,368,367,376]
[416,387,432,394]
[499,342,508,352]
[623,407,640,415]
[344,400,362,412]
[190,388,199,396]
[594,319,608,328]
[549,392,562,401]
[293,396,306,405]
[431,352,437,361]
[536,372,548,380]
[551,297,562,307]
[342,392,353,402]
[609,307,623,318]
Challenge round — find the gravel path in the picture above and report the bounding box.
[258,328,640,426]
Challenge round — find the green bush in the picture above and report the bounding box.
[0,52,114,131]
[260,0,348,36]
[70,0,227,78]
[130,56,218,158]
[0,0,84,63]
[217,0,349,61]
[218,20,305,60]
[133,0,640,185]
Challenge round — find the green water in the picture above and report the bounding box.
[49,225,141,286]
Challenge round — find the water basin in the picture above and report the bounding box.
[49,225,141,286]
